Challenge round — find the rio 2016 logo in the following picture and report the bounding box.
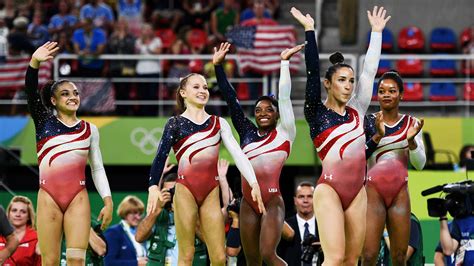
[130,127,164,155]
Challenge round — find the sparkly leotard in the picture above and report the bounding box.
[149,115,257,206]
[304,30,381,210]
[215,60,296,213]
[365,114,426,207]
[26,66,109,212]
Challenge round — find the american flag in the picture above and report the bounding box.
[226,25,303,74]
[0,56,52,98]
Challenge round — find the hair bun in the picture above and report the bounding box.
[329,52,345,65]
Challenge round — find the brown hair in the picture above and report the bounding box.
[7,195,36,228]
[175,73,203,112]
[117,195,145,219]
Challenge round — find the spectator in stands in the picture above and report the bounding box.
[107,17,136,115]
[166,37,191,108]
[48,1,79,41]
[27,11,50,48]
[80,0,114,33]
[210,0,238,42]
[182,0,216,30]
[0,205,18,265]
[434,235,455,266]
[104,195,148,265]
[147,0,183,31]
[0,15,8,62]
[0,196,41,265]
[0,0,16,29]
[72,18,107,77]
[117,0,142,37]
[135,23,163,116]
[239,0,272,23]
[278,181,320,266]
[57,32,74,54]
[7,16,35,56]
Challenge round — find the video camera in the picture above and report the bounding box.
[422,180,474,219]
[301,234,323,265]
[163,187,175,210]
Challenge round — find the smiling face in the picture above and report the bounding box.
[8,202,29,228]
[254,99,279,131]
[377,78,402,111]
[51,82,80,115]
[324,67,355,105]
[179,74,209,109]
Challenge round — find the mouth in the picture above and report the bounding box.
[258,117,270,123]
[382,99,392,104]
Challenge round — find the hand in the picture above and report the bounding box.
[250,182,266,214]
[147,185,163,215]
[367,6,391,33]
[217,159,229,178]
[213,42,231,65]
[375,112,385,136]
[31,41,59,65]
[98,196,113,230]
[158,188,172,209]
[281,44,305,60]
[407,118,424,141]
[138,257,148,266]
[0,249,9,264]
[290,7,314,31]
[228,210,239,220]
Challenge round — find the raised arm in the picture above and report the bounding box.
[219,118,266,214]
[290,8,322,127]
[147,117,177,214]
[88,123,113,230]
[278,44,303,142]
[351,6,390,113]
[213,42,255,137]
[26,42,59,124]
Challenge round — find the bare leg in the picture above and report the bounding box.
[259,196,286,266]
[240,198,262,265]
[37,189,64,266]
[386,186,411,266]
[314,184,345,266]
[343,187,367,266]
[199,186,226,266]
[362,186,387,266]
[174,183,199,265]
[63,189,91,266]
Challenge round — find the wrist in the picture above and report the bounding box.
[29,58,40,69]
[439,216,448,221]
[373,134,383,143]
[304,26,315,31]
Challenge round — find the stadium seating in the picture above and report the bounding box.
[155,28,177,50]
[460,27,472,48]
[396,58,424,76]
[368,28,394,52]
[377,59,392,76]
[186,28,208,50]
[429,59,457,76]
[430,27,457,52]
[372,82,378,101]
[402,82,424,101]
[429,83,457,101]
[398,26,425,52]
[464,83,474,100]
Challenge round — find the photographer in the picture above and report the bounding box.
[438,193,474,265]
[135,172,207,265]
[278,181,321,266]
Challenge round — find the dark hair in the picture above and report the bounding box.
[40,79,71,110]
[459,144,474,168]
[255,95,279,112]
[377,69,404,93]
[175,73,202,112]
[295,181,315,195]
[160,172,178,189]
[324,52,353,81]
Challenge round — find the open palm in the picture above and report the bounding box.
[213,42,231,65]
[281,44,305,60]
[367,6,391,32]
[32,41,59,63]
[290,7,314,30]
[407,118,424,141]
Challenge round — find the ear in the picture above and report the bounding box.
[179,89,186,98]
[50,97,56,106]
[323,79,331,91]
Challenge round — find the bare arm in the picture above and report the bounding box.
[0,233,19,264]
[281,221,295,241]
[89,228,107,257]
[439,220,459,255]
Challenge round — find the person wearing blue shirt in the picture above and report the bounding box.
[80,0,114,32]
[72,18,107,76]
[48,1,78,40]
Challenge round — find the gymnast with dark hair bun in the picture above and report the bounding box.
[362,70,426,266]
[291,5,390,265]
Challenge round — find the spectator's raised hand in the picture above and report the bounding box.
[213,42,231,65]
[367,6,391,33]
[281,44,305,60]
[290,7,314,31]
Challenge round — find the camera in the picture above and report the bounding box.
[226,198,241,214]
[301,234,323,265]
[163,187,175,210]
[422,180,474,218]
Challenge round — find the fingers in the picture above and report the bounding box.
[385,15,392,23]
[372,6,377,16]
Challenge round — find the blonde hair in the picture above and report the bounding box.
[7,196,36,228]
[117,195,145,219]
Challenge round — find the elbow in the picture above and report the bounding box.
[135,233,146,243]
[226,247,241,257]
[95,245,107,257]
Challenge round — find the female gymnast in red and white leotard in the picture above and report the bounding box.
[25,42,113,265]
[147,73,264,266]
[362,70,425,266]
[213,42,302,265]
[292,6,390,264]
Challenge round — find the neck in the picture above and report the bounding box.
[57,112,79,125]
[298,212,313,221]
[258,125,275,136]
[325,97,346,115]
[381,107,400,124]
[181,105,208,122]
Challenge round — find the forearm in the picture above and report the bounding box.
[409,129,426,170]
[278,60,296,140]
[439,221,456,254]
[5,234,19,256]
[303,30,321,122]
[89,228,107,257]
[135,212,159,243]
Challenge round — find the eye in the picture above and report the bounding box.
[350,79,355,84]
[74,91,80,96]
